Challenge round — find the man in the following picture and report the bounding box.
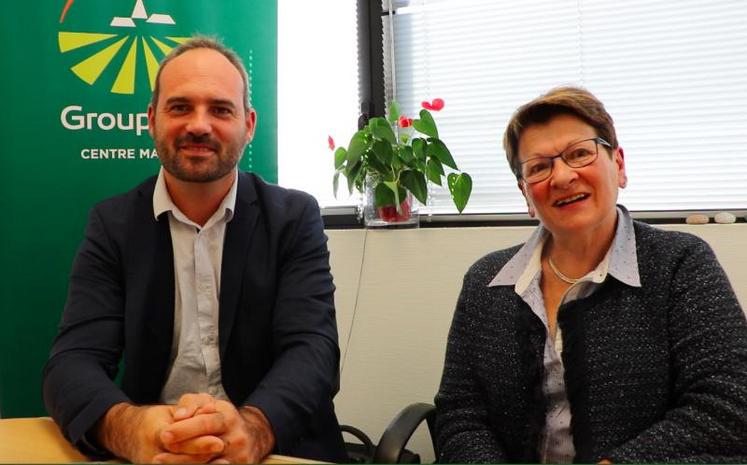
[43,37,346,464]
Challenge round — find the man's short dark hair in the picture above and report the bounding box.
[150,36,251,111]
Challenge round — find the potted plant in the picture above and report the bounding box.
[330,98,472,226]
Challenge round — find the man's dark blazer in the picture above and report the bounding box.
[42,172,347,462]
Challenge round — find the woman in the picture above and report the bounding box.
[434,87,747,463]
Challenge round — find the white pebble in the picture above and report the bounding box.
[686,214,709,225]
[714,212,736,224]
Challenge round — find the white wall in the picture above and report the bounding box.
[327,223,747,462]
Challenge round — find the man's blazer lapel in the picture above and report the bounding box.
[126,179,175,399]
[219,172,259,357]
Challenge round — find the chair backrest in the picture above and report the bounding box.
[374,403,436,464]
[340,403,436,464]
[341,424,377,463]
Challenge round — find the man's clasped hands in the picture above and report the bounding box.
[97,393,275,464]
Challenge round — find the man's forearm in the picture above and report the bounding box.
[95,402,143,459]
[240,406,276,459]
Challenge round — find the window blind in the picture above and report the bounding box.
[383,0,747,214]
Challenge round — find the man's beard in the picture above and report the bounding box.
[156,132,244,183]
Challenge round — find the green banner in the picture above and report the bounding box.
[0,0,277,417]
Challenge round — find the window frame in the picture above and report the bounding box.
[320,0,747,227]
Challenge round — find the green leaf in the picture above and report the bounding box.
[374,182,395,207]
[347,132,367,166]
[334,147,347,170]
[390,152,402,172]
[426,158,444,186]
[400,170,428,204]
[383,180,402,208]
[427,138,457,170]
[387,100,401,123]
[448,173,473,213]
[369,117,396,144]
[371,139,394,165]
[412,138,426,161]
[365,148,389,174]
[333,170,340,198]
[399,145,415,164]
[347,161,363,195]
[355,175,365,193]
[413,109,438,138]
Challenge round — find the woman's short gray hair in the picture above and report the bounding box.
[503,86,617,179]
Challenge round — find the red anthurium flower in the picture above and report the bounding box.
[398,115,413,128]
[328,135,335,150]
[421,98,445,111]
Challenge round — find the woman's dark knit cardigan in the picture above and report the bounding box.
[435,221,747,463]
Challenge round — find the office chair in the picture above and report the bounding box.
[342,402,437,464]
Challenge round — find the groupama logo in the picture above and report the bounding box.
[58,0,189,95]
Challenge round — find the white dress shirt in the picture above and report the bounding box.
[152,168,239,404]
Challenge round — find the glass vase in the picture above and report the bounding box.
[362,179,419,229]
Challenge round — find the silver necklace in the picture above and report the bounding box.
[548,257,581,285]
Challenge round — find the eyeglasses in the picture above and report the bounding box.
[517,137,612,184]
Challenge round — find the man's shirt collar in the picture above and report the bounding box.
[153,168,239,228]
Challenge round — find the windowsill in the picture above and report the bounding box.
[321,206,747,229]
